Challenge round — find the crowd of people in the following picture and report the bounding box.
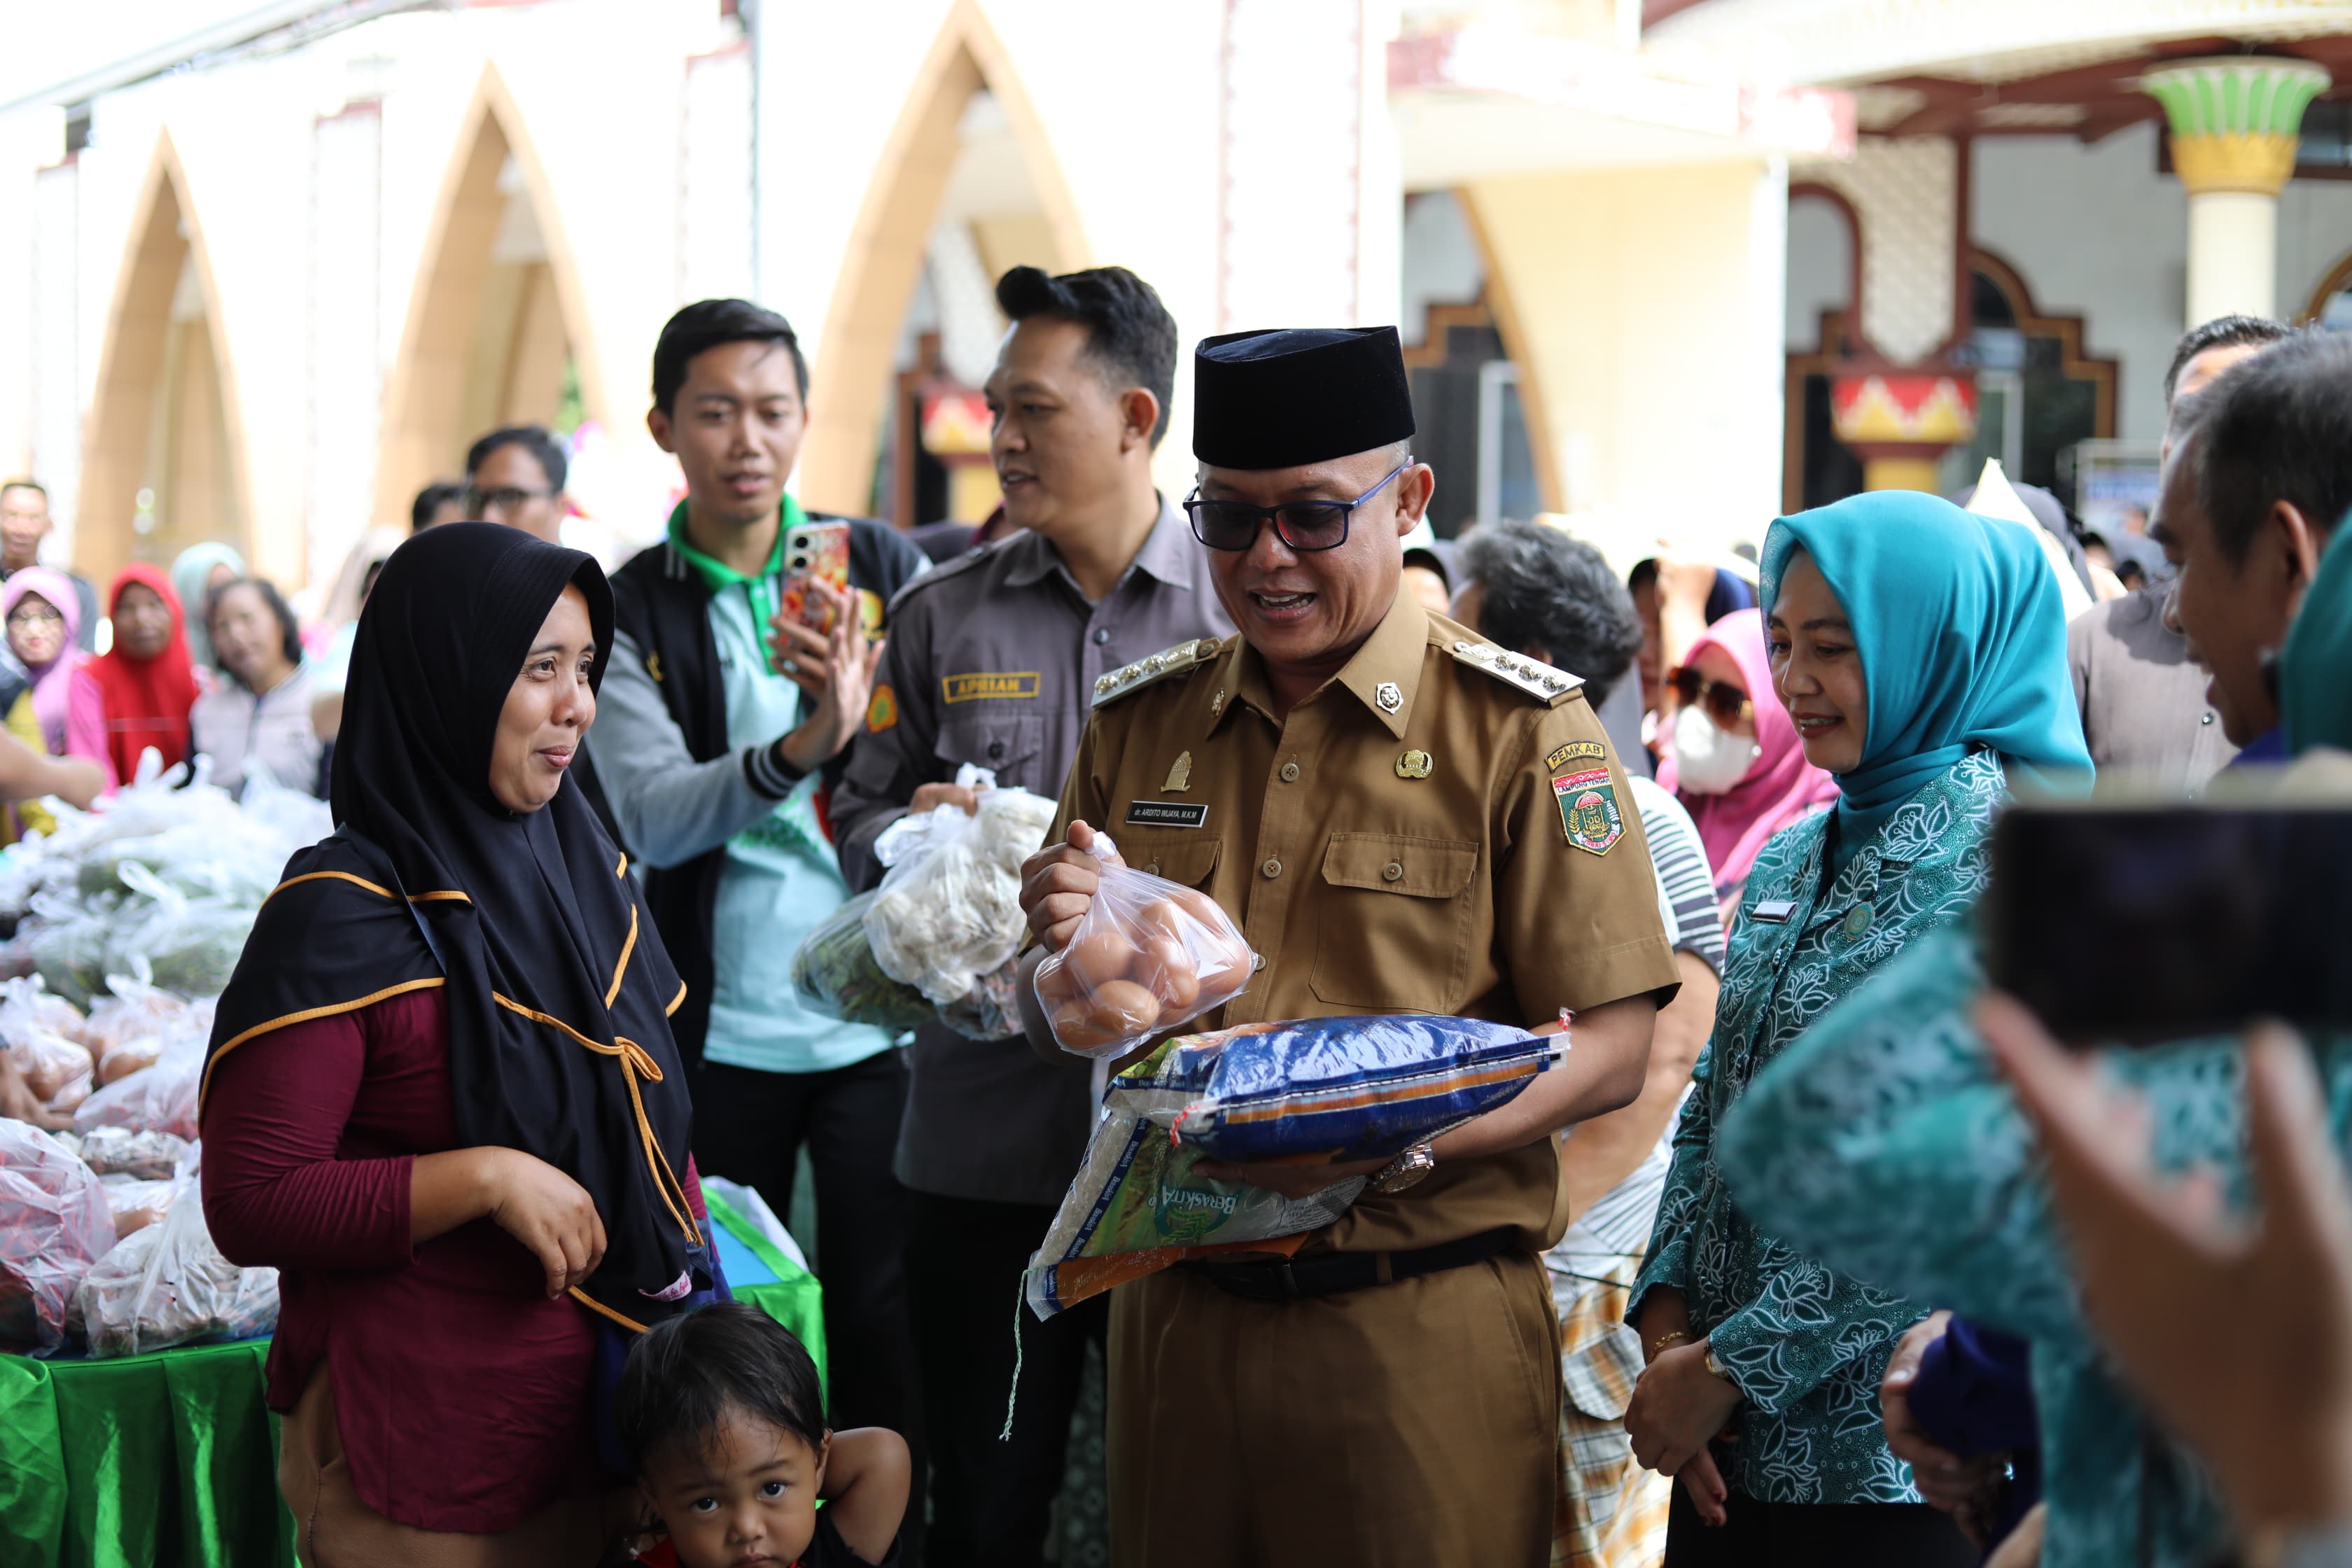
[0,250,2343,1568]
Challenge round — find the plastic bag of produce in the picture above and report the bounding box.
[1032,832,1256,1058]
[28,891,115,1009]
[106,864,253,999]
[934,959,1022,1042]
[74,1169,279,1357]
[99,1175,181,1238]
[0,1120,113,1354]
[864,779,1057,1009]
[1022,1016,1562,1318]
[84,972,209,1085]
[73,1040,202,1140]
[0,975,94,1111]
[76,1126,192,1180]
[790,891,935,1032]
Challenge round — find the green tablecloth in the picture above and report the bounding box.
[0,1193,823,1567]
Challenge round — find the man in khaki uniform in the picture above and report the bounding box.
[1016,325,1680,1567]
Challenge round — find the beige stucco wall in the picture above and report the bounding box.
[1463,158,1791,552]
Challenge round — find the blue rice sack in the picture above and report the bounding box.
[1133,1014,1562,1163]
[1020,1014,1562,1320]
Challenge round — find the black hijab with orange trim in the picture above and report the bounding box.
[204,522,705,1330]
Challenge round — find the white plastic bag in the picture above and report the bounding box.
[73,1035,204,1140]
[74,1168,280,1357]
[83,970,209,1085]
[106,864,254,1000]
[1032,832,1256,1058]
[76,1125,192,1180]
[0,1121,113,1354]
[0,975,94,1110]
[99,1175,181,1238]
[864,777,1057,1010]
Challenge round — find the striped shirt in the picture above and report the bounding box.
[1627,775,1725,976]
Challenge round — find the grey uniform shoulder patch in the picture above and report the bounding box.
[1092,638,1226,708]
[1447,638,1584,706]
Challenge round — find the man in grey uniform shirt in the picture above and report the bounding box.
[832,263,1228,1567]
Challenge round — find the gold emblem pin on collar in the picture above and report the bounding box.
[1163,750,1194,792]
[1395,750,1434,780]
[1210,687,1226,717]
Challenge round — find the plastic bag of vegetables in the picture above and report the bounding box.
[0,1120,113,1354]
[73,1168,280,1357]
[790,891,934,1032]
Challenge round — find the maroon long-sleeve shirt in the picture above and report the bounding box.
[201,986,704,1534]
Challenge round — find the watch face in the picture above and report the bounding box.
[1377,1145,1434,1193]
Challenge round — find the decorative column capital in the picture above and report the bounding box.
[2143,56,2332,197]
[1829,368,1977,491]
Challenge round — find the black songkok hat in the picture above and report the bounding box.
[1192,326,1416,470]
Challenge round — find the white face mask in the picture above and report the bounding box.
[1671,703,1762,796]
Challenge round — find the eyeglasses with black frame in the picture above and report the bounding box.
[1666,666,1754,729]
[1183,458,1412,554]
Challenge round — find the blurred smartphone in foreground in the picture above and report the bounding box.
[780,519,851,636]
[1983,800,2352,1045]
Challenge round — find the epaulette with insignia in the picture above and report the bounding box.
[1092,638,1224,708]
[1447,638,1583,706]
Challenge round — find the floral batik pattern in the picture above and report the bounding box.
[1630,748,2008,1505]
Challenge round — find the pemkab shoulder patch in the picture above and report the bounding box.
[1446,639,1583,706]
[1092,638,1227,708]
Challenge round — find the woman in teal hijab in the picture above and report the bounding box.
[1710,514,2352,1568]
[1626,491,2086,1564]
[1756,489,2092,864]
[170,542,247,670]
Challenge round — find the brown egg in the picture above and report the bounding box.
[1064,928,1138,993]
[1197,934,1255,1000]
[1032,955,1081,1011]
[1131,933,1201,1013]
[1051,1000,1121,1054]
[1168,886,1230,932]
[1134,898,1189,944]
[1090,979,1163,1036]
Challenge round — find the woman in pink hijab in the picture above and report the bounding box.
[2,567,114,788]
[1654,608,1837,913]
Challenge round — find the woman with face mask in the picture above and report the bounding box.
[1654,608,1838,914]
[1624,491,2090,1566]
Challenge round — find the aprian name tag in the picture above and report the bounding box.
[1125,800,1208,830]
[1749,899,1799,925]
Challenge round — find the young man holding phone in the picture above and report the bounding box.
[830,264,1228,1564]
[590,299,930,1522]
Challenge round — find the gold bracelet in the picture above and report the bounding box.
[1648,1330,1690,1356]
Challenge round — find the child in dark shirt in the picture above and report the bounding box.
[617,1302,909,1568]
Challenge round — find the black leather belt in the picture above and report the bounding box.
[1185,1226,1519,1303]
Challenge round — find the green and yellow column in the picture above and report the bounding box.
[2143,56,2332,323]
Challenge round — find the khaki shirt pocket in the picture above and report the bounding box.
[1308,832,1479,1011]
[1116,834,1222,890]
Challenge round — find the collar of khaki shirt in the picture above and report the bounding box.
[1000,491,1196,595]
[1208,585,1430,741]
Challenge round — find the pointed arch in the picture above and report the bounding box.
[797,0,1091,513]
[78,130,254,590]
[374,64,605,526]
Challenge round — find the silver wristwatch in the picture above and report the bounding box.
[1372,1140,1436,1194]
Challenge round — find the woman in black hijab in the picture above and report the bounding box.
[201,524,711,1562]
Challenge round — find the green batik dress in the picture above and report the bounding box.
[1630,748,2010,1504]
[1715,906,2346,1568]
